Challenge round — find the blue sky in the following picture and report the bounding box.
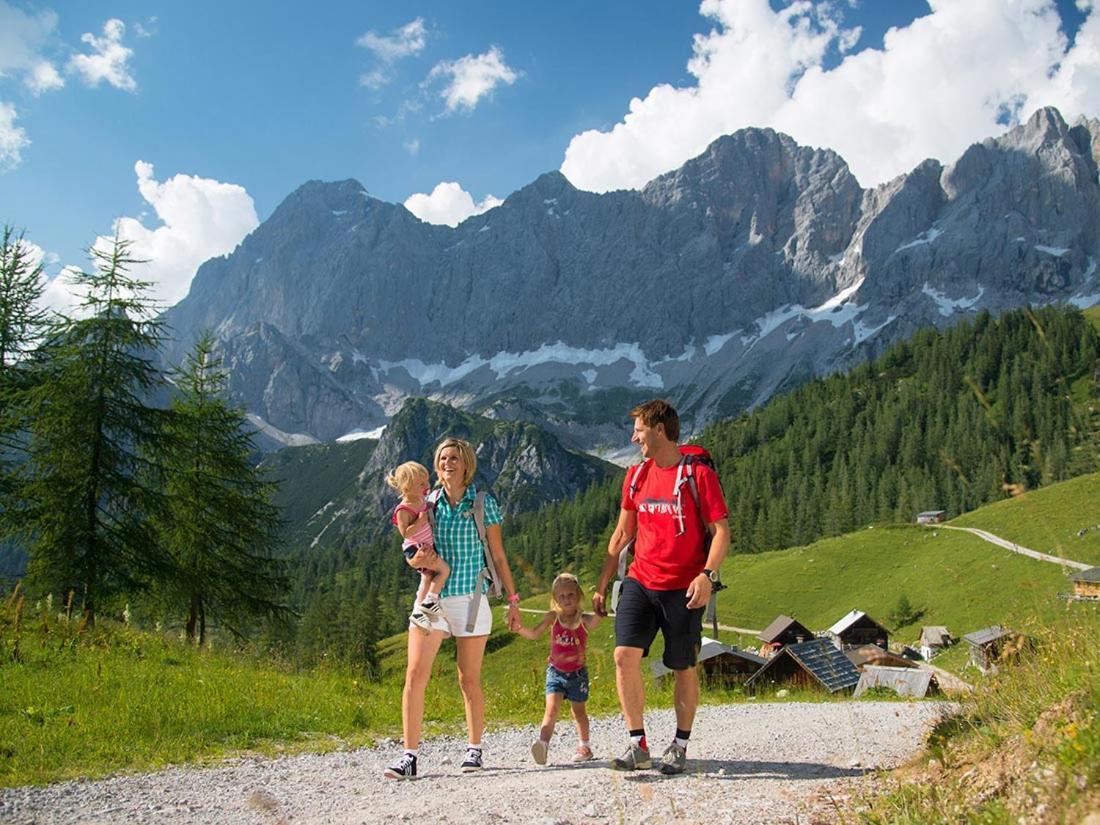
[0,1,1095,309]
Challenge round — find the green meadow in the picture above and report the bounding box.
[2,472,1097,787]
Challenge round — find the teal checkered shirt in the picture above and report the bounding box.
[433,485,503,598]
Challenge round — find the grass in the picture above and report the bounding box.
[850,606,1100,823]
[5,471,1098,787]
[950,473,1100,567]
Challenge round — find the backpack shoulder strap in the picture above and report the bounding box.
[472,490,502,598]
[425,488,443,530]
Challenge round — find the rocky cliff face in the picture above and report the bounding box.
[162,107,1100,450]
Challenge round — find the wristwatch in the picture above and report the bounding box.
[702,568,719,583]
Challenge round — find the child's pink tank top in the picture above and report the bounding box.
[548,617,587,672]
[392,503,434,550]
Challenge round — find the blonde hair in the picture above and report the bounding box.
[433,437,477,486]
[385,461,430,496]
[550,572,584,613]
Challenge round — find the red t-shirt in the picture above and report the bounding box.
[621,459,728,590]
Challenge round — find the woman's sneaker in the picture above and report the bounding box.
[460,747,483,772]
[610,741,651,771]
[383,752,417,779]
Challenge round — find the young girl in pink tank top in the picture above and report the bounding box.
[386,461,450,633]
[516,572,604,764]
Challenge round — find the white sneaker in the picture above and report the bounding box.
[419,598,443,617]
[409,610,432,633]
[531,739,548,765]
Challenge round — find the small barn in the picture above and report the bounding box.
[919,626,954,660]
[962,625,1031,672]
[651,637,765,683]
[1069,567,1100,600]
[745,637,861,695]
[827,610,890,650]
[917,510,947,525]
[854,665,939,698]
[757,614,814,656]
[845,644,919,671]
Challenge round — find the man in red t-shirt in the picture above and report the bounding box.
[593,399,730,775]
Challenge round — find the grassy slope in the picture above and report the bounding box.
[715,478,1100,642]
[951,472,1100,567]
[5,472,1097,787]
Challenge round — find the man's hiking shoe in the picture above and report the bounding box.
[572,745,594,763]
[610,741,651,771]
[658,742,687,775]
[383,752,417,779]
[409,610,432,633]
[419,598,443,617]
[460,747,483,772]
[531,739,548,765]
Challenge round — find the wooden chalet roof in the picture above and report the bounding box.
[757,614,813,644]
[963,625,1009,647]
[745,637,861,694]
[1070,567,1100,583]
[845,644,919,670]
[920,626,953,646]
[854,666,937,698]
[827,609,888,637]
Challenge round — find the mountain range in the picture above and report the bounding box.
[162,106,1100,455]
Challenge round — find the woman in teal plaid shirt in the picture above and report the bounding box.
[384,437,523,780]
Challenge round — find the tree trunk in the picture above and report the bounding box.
[198,597,206,648]
[186,592,198,643]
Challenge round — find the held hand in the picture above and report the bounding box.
[685,573,712,610]
[592,591,607,617]
[506,602,522,631]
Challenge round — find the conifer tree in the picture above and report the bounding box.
[21,237,169,625]
[156,330,287,645]
[0,226,49,507]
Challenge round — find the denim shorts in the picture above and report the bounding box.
[545,664,589,702]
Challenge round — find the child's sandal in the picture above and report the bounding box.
[572,746,593,763]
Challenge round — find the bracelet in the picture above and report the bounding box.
[507,593,520,605]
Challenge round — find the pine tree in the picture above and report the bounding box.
[0,226,49,508]
[157,330,287,645]
[21,237,169,625]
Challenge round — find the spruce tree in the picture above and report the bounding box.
[21,237,169,625]
[157,330,287,645]
[0,226,49,506]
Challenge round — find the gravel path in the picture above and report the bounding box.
[0,701,947,825]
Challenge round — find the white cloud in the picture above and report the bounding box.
[561,0,1100,192]
[427,46,518,113]
[67,18,136,92]
[90,161,259,307]
[357,18,426,61]
[26,60,63,95]
[404,138,420,155]
[0,2,58,74]
[0,101,29,171]
[359,67,389,89]
[404,181,502,227]
[0,2,63,98]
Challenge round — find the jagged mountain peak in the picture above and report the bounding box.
[163,106,1100,450]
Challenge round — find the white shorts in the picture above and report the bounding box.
[410,593,492,638]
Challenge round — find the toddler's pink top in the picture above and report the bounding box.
[392,502,434,550]
[548,616,587,672]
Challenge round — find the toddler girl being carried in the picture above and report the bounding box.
[386,461,450,633]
